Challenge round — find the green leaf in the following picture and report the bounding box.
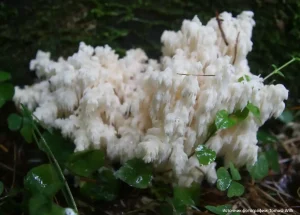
[246,102,260,120]
[29,194,68,215]
[195,145,216,165]
[29,194,52,215]
[247,153,269,180]
[115,158,152,189]
[216,167,232,191]
[0,181,3,195]
[20,118,33,143]
[66,150,105,177]
[80,167,120,201]
[229,162,241,181]
[24,164,63,197]
[227,181,245,197]
[40,131,75,164]
[278,110,294,123]
[7,113,22,131]
[215,110,237,130]
[0,71,11,82]
[238,75,250,82]
[205,204,232,215]
[230,108,249,122]
[265,148,280,173]
[173,187,194,206]
[257,131,278,144]
[171,183,200,214]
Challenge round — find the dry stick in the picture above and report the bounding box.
[232,32,240,65]
[176,73,215,76]
[216,11,229,46]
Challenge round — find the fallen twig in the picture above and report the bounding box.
[216,11,228,46]
[232,32,240,65]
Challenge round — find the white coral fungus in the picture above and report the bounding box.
[14,11,288,186]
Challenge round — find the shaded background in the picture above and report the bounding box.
[1,0,300,103]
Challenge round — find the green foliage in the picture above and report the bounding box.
[29,194,67,215]
[247,153,269,180]
[40,131,75,164]
[7,113,22,131]
[24,164,63,197]
[265,148,280,173]
[169,184,200,214]
[217,164,245,198]
[115,158,153,189]
[66,150,105,177]
[246,102,260,120]
[215,110,237,130]
[238,75,250,82]
[227,181,244,198]
[195,145,216,165]
[257,131,278,144]
[20,117,34,143]
[80,167,120,201]
[216,167,232,191]
[229,162,241,181]
[264,57,300,81]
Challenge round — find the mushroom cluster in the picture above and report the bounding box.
[14,11,288,186]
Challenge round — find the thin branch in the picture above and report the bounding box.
[232,32,240,65]
[177,73,215,76]
[216,11,228,46]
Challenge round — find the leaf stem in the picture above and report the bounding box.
[264,57,300,81]
[32,120,78,213]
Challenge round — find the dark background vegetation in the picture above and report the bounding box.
[1,0,300,214]
[1,0,300,102]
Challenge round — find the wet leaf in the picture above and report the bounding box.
[40,131,75,164]
[229,162,241,181]
[216,167,232,191]
[115,158,152,189]
[195,145,216,165]
[80,167,120,201]
[227,181,245,197]
[66,150,105,177]
[246,102,260,120]
[215,110,237,130]
[24,164,63,197]
[265,148,280,173]
[205,204,232,215]
[278,110,294,123]
[247,153,269,180]
[7,113,22,131]
[0,71,11,82]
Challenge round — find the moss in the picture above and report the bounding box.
[0,0,299,100]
